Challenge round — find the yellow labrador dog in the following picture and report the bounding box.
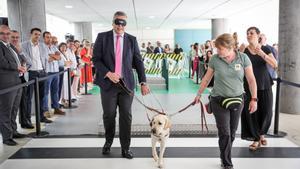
[150,114,171,168]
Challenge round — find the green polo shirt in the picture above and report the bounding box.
[208,52,252,97]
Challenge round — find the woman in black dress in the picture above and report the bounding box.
[241,27,277,150]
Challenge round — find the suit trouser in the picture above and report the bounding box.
[19,76,28,125]
[101,85,133,150]
[211,96,244,167]
[11,88,22,133]
[0,90,18,141]
[26,71,47,122]
[19,85,29,125]
[43,73,60,111]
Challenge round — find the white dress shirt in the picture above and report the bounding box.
[66,48,77,70]
[30,41,43,71]
[46,44,60,73]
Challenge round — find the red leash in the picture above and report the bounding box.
[117,79,209,132]
[169,100,209,133]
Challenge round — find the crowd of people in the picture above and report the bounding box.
[188,33,278,82]
[0,25,94,146]
[140,41,183,55]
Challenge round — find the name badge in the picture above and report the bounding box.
[235,64,241,71]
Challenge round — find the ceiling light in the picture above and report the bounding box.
[145,27,151,30]
[65,5,73,9]
[149,16,155,19]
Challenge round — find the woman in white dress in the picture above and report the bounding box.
[58,42,72,107]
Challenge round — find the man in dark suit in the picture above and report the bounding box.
[93,11,150,159]
[154,41,164,54]
[0,25,27,146]
[153,41,164,68]
[9,30,31,137]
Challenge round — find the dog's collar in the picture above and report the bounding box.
[153,133,169,138]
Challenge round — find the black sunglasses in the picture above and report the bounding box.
[114,19,127,27]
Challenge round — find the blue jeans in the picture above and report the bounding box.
[43,72,59,111]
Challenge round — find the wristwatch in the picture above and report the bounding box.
[140,82,147,86]
[251,98,258,102]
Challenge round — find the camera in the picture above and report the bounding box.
[65,33,74,41]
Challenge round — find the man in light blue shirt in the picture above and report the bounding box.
[42,31,65,116]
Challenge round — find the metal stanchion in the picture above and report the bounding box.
[82,63,92,95]
[28,77,49,137]
[196,60,200,84]
[161,58,169,90]
[268,77,287,137]
[188,58,191,78]
[64,68,78,109]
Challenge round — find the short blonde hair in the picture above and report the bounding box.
[83,40,90,47]
[214,33,235,50]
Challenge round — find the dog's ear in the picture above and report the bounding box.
[164,117,171,130]
[150,119,153,127]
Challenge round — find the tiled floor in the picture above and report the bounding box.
[278,113,300,146]
[1,137,300,169]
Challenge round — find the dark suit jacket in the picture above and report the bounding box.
[92,30,146,91]
[154,47,164,54]
[0,42,21,89]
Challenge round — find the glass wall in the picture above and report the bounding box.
[0,0,7,17]
[46,14,74,42]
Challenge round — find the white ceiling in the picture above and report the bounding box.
[45,0,276,30]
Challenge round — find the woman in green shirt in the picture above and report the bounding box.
[194,33,258,169]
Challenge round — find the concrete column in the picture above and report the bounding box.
[278,0,300,114]
[7,0,46,42]
[211,18,229,39]
[74,22,92,42]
